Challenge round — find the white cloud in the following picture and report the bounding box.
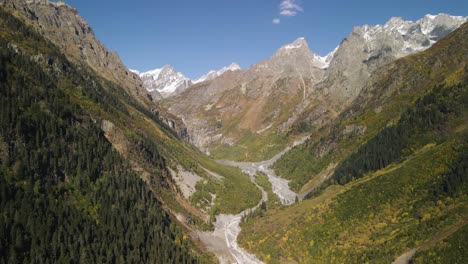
[272,18,281,24]
[280,10,298,16]
[279,0,303,17]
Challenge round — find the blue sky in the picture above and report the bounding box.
[63,0,467,79]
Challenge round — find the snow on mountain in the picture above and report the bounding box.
[281,37,307,50]
[324,13,467,102]
[356,13,467,56]
[136,13,465,101]
[136,63,241,99]
[139,65,192,99]
[193,63,241,84]
[273,37,337,70]
[129,69,140,75]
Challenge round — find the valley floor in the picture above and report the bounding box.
[194,137,309,263]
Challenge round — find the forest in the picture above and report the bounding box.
[0,9,203,263]
[331,82,468,194]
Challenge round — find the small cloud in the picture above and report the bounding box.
[280,10,298,17]
[273,18,281,24]
[279,0,303,17]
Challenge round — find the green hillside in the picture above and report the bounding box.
[239,23,468,263]
[0,7,260,262]
[0,8,206,263]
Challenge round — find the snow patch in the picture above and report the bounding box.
[194,63,241,84]
[280,37,306,50]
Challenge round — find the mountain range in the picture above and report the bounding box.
[135,63,241,99]
[0,0,467,263]
[162,14,467,160]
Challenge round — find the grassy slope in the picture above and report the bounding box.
[412,223,468,263]
[240,139,468,263]
[238,24,468,263]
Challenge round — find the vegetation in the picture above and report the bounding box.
[240,172,282,225]
[240,140,468,263]
[412,224,468,264]
[331,83,467,185]
[272,139,333,191]
[0,9,212,263]
[209,130,289,162]
[254,172,281,210]
[238,24,468,262]
[190,164,262,216]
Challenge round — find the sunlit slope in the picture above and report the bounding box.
[239,23,468,264]
[274,22,468,193]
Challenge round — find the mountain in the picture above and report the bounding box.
[0,1,265,263]
[0,7,206,263]
[239,21,468,264]
[193,63,241,84]
[323,13,468,104]
[0,0,194,140]
[163,14,467,162]
[139,65,193,99]
[137,63,241,99]
[1,1,467,262]
[0,0,149,104]
[163,36,331,159]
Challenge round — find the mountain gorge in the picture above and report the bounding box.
[0,0,467,263]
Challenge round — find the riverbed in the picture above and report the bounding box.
[195,136,309,263]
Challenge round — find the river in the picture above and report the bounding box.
[195,136,309,263]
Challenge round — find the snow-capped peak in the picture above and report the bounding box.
[280,37,308,51]
[139,65,192,99]
[355,13,467,55]
[193,63,241,84]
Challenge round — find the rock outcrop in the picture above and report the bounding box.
[1,0,151,104]
[1,0,191,141]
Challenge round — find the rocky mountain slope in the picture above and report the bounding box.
[194,63,241,84]
[322,13,467,104]
[163,37,331,160]
[0,0,149,103]
[163,14,466,162]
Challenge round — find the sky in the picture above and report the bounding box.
[62,0,467,79]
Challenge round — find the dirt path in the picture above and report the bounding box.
[392,215,468,264]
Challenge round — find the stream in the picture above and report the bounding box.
[195,136,309,263]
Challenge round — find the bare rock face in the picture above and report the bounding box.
[193,63,241,84]
[1,0,149,103]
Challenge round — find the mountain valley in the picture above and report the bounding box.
[0,1,467,263]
